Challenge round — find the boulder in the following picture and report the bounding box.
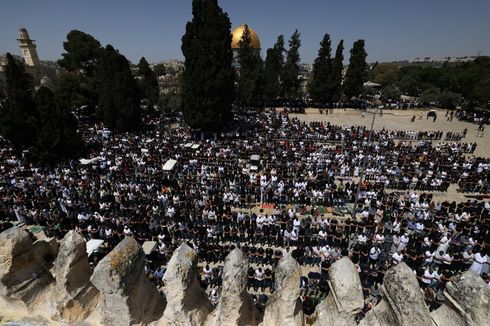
[362,263,432,326]
[208,248,256,326]
[54,231,92,294]
[313,257,362,326]
[0,227,54,307]
[431,270,490,326]
[51,231,99,322]
[161,243,212,326]
[262,253,304,326]
[90,236,164,326]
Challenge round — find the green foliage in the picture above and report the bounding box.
[137,57,160,106]
[181,0,235,130]
[330,40,344,102]
[371,63,399,87]
[34,87,83,163]
[419,86,441,104]
[58,30,102,77]
[281,30,302,99]
[54,73,91,110]
[437,91,463,108]
[95,45,141,132]
[263,35,285,102]
[309,33,332,103]
[382,84,401,100]
[236,25,265,107]
[58,30,103,111]
[343,40,368,98]
[0,54,82,164]
[0,53,39,151]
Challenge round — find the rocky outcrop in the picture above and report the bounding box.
[262,253,304,326]
[161,243,212,326]
[313,257,363,326]
[0,228,54,308]
[431,270,490,326]
[4,225,489,326]
[51,230,99,322]
[208,248,256,326]
[360,263,432,326]
[90,236,164,326]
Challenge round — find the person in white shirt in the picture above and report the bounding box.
[357,233,367,245]
[470,250,488,275]
[421,266,439,288]
[203,264,213,284]
[398,233,409,252]
[254,268,264,292]
[392,251,403,264]
[424,250,435,267]
[369,246,380,265]
[318,228,327,246]
[290,229,299,245]
[437,233,450,253]
[293,218,301,232]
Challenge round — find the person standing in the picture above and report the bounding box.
[470,249,488,275]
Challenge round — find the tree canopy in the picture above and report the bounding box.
[236,24,264,107]
[181,0,235,130]
[309,33,333,103]
[263,35,285,103]
[281,30,302,99]
[0,53,83,164]
[58,30,102,77]
[343,39,368,98]
[0,53,39,151]
[95,45,141,132]
[136,57,160,106]
[330,40,344,102]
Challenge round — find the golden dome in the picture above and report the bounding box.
[231,24,261,49]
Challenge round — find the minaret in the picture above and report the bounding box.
[17,27,40,84]
[17,28,40,67]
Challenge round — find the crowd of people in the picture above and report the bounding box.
[0,108,488,318]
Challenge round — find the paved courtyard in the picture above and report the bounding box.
[290,108,489,158]
[289,108,489,204]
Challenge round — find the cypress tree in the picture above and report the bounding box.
[263,35,285,104]
[343,39,368,98]
[34,87,83,163]
[136,57,160,106]
[281,30,302,99]
[0,53,39,151]
[309,33,332,103]
[331,40,344,102]
[236,25,264,107]
[181,0,235,130]
[95,45,141,132]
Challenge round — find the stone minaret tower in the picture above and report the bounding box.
[17,27,40,83]
[17,28,40,67]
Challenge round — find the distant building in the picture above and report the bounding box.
[409,55,479,64]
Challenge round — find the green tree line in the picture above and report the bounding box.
[371,58,490,109]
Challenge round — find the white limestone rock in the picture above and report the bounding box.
[262,253,304,326]
[0,227,54,307]
[161,243,212,326]
[208,248,256,326]
[90,236,164,326]
[431,270,490,326]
